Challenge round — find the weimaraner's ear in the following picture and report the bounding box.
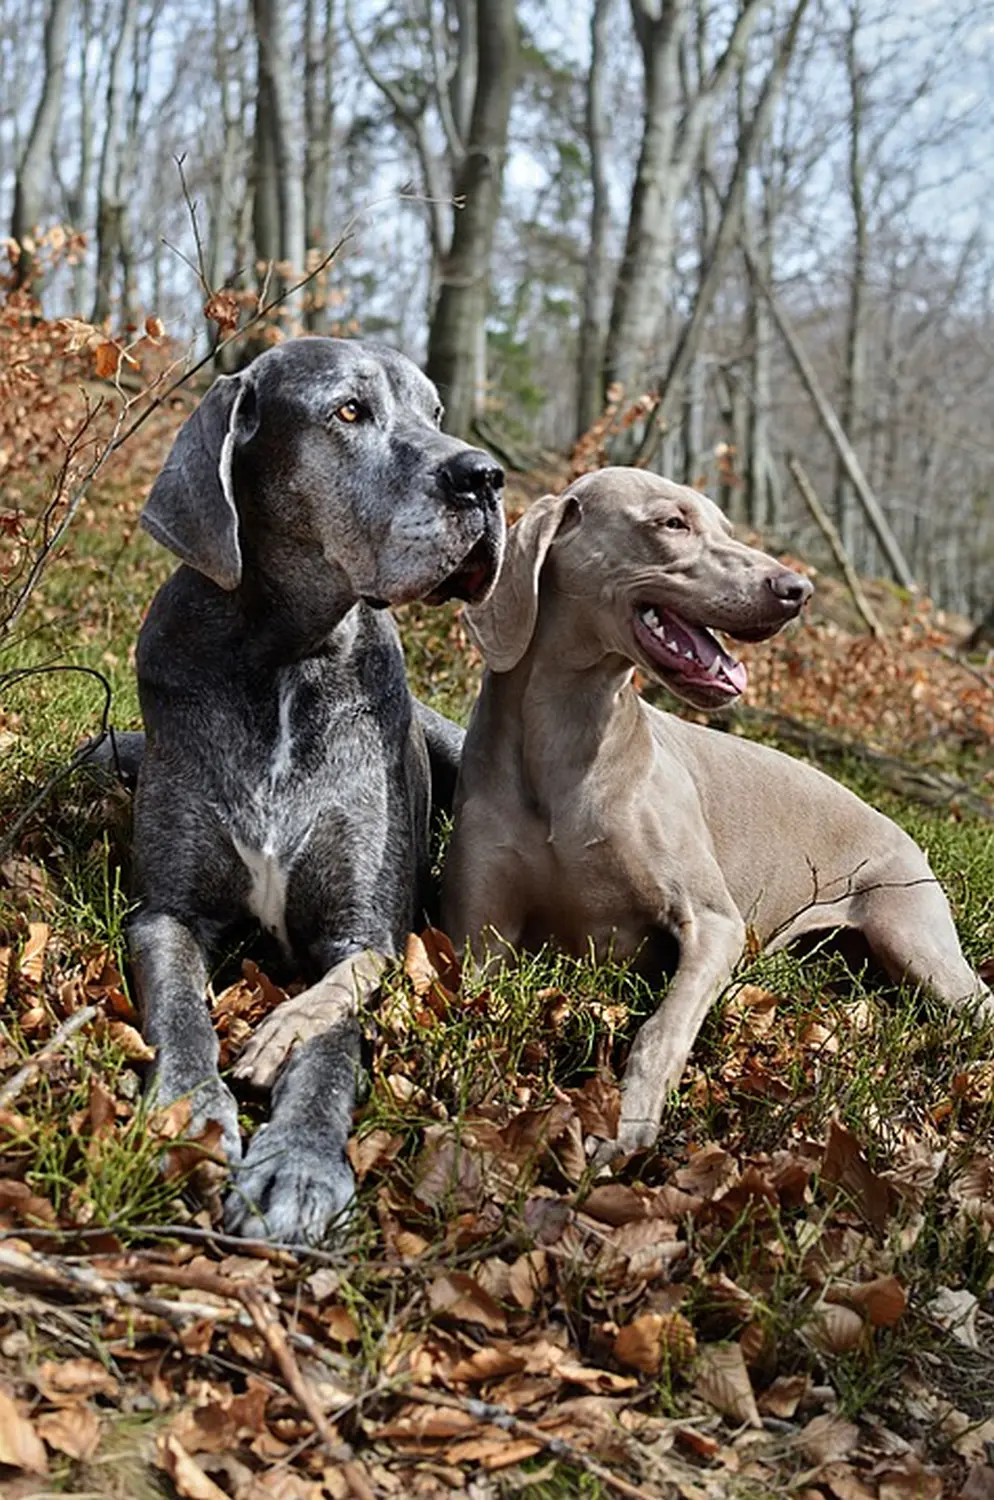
[464,491,581,673]
[140,374,259,590]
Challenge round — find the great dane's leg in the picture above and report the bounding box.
[223,943,387,1243]
[414,700,465,815]
[130,909,242,1163]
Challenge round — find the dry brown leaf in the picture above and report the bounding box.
[428,1272,507,1333]
[347,1127,403,1181]
[582,1182,651,1226]
[35,1404,100,1461]
[821,1118,894,1231]
[93,341,123,380]
[0,1178,57,1226]
[960,1466,994,1500]
[568,1075,621,1138]
[818,1462,877,1500]
[508,1248,550,1310]
[105,1019,156,1062]
[157,1431,231,1499]
[18,922,48,984]
[876,1457,943,1500]
[444,1433,543,1468]
[144,314,165,340]
[34,1357,119,1405]
[420,926,462,991]
[797,1412,860,1464]
[693,1343,762,1428]
[828,1275,907,1327]
[324,1305,360,1344]
[0,1385,48,1473]
[448,1345,527,1383]
[808,1302,866,1354]
[375,1403,479,1444]
[413,1126,483,1211]
[614,1311,696,1376]
[203,290,240,334]
[757,1373,809,1418]
[675,1143,739,1199]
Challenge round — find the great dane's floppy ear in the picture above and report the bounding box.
[464,491,581,673]
[141,374,259,590]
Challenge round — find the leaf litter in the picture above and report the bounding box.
[0,923,993,1497]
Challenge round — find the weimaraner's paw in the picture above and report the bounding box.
[152,1071,243,1166]
[587,1116,660,1172]
[232,952,385,1091]
[223,1124,355,1244]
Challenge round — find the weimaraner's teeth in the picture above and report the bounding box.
[706,657,722,677]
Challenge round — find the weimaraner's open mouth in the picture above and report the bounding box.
[633,605,748,701]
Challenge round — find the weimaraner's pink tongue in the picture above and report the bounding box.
[646,608,748,694]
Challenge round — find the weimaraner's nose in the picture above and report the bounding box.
[440,449,504,502]
[767,569,814,609]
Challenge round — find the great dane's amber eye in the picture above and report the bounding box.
[335,401,362,423]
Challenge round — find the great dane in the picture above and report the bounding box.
[130,337,504,1243]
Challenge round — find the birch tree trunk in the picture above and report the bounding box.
[604,0,762,399]
[11,0,74,292]
[252,0,306,314]
[91,0,137,323]
[425,0,518,437]
[833,0,867,562]
[576,0,614,438]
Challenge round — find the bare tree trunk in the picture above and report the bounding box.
[67,0,94,311]
[425,0,518,437]
[743,186,775,528]
[604,0,762,399]
[746,250,916,590]
[576,0,614,437]
[92,0,137,324]
[634,0,810,462]
[10,0,73,292]
[253,0,306,313]
[834,0,867,562]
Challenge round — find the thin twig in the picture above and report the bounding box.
[241,1283,349,1457]
[0,1006,97,1108]
[788,454,884,639]
[409,1387,659,1500]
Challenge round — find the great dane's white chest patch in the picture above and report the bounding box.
[228,676,315,952]
[232,836,293,950]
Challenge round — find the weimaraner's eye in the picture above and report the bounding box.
[662,515,690,532]
[334,400,368,424]
[433,404,444,427]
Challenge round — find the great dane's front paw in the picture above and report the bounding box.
[152,1072,243,1166]
[223,1124,355,1244]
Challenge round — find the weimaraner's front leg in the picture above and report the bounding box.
[597,900,746,1165]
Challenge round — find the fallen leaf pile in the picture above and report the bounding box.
[1,926,993,1498]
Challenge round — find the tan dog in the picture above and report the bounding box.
[442,468,992,1163]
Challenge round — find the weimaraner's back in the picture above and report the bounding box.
[443,468,991,1164]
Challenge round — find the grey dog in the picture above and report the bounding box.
[443,468,991,1165]
[130,337,504,1244]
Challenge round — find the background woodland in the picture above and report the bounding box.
[2,0,994,620]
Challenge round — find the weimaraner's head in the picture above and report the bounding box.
[466,466,812,710]
[141,337,505,609]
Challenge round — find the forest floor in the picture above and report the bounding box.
[1,373,994,1499]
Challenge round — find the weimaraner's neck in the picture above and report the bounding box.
[490,629,653,809]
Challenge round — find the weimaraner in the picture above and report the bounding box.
[442,467,992,1164]
[130,337,503,1243]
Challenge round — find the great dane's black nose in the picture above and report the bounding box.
[440,449,504,502]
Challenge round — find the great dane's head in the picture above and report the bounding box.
[466,467,812,710]
[141,337,506,610]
